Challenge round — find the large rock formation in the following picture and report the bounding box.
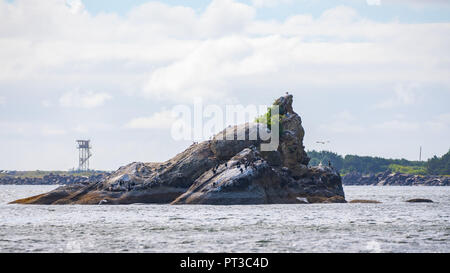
[11,94,345,205]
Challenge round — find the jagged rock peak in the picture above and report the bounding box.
[273,94,294,115]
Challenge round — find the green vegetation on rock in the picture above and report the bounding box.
[254,105,284,134]
[388,164,427,175]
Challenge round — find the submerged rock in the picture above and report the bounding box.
[349,200,382,204]
[406,199,434,203]
[11,94,345,205]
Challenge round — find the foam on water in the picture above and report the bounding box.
[0,185,448,253]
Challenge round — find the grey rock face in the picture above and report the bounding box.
[209,122,266,160]
[172,148,344,205]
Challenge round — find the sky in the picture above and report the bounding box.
[0,0,449,171]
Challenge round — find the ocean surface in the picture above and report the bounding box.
[0,185,448,253]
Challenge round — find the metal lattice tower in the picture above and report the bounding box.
[76,140,92,171]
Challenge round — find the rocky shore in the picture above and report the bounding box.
[0,173,108,185]
[342,171,450,186]
[11,94,346,205]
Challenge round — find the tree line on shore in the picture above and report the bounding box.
[2,150,448,179]
[307,149,450,176]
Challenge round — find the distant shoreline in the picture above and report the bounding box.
[1,171,448,186]
[342,171,449,186]
[0,172,109,185]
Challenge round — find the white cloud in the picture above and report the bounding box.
[59,90,112,108]
[0,121,67,136]
[385,0,450,8]
[320,109,427,135]
[66,0,85,14]
[126,110,180,129]
[336,110,356,121]
[321,122,365,134]
[426,113,450,132]
[319,110,365,134]
[1,0,449,168]
[41,100,52,108]
[200,0,256,37]
[142,6,449,102]
[41,126,67,136]
[0,0,449,104]
[73,124,88,133]
[251,0,292,8]
[395,85,417,105]
[373,120,420,131]
[320,6,360,24]
[0,121,29,135]
[366,0,381,6]
[375,83,420,109]
[143,36,257,101]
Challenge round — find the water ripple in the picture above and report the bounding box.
[0,185,448,253]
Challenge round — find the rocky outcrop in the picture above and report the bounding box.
[342,171,450,186]
[11,94,345,205]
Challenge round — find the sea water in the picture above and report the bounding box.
[0,185,448,253]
